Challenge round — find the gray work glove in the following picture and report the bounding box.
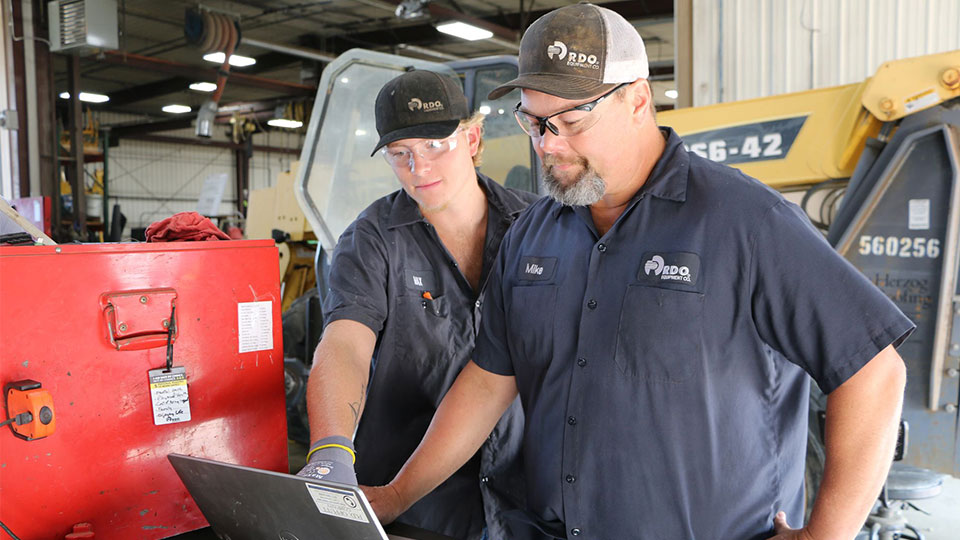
[296,435,358,485]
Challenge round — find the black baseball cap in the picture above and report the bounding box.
[488,3,649,101]
[371,70,469,156]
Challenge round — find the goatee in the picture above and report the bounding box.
[541,156,606,206]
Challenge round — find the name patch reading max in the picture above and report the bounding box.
[639,252,701,286]
[518,256,557,281]
[405,269,438,292]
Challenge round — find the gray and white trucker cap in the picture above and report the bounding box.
[488,3,649,100]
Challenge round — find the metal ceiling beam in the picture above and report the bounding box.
[118,134,300,155]
[106,77,194,107]
[98,51,316,96]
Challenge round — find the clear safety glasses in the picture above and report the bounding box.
[513,82,629,138]
[381,129,461,171]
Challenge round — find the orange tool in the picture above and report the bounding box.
[4,379,55,440]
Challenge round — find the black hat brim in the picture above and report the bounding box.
[370,120,461,157]
[488,73,620,101]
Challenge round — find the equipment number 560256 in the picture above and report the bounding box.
[858,235,941,258]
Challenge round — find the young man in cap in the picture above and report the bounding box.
[297,69,537,539]
[363,4,914,540]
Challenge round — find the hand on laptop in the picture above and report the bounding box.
[296,435,358,485]
[361,483,404,525]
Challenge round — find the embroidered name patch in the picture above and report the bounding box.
[518,256,557,281]
[404,269,438,292]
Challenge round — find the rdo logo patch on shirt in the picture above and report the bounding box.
[639,252,701,286]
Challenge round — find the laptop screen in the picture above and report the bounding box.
[169,454,415,540]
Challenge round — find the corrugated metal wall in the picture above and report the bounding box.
[691,0,960,106]
[86,112,301,238]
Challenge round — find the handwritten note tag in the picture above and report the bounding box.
[148,366,192,426]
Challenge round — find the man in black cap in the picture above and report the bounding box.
[297,69,537,539]
[364,4,914,540]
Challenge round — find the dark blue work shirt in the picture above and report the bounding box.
[474,128,914,540]
[324,173,539,540]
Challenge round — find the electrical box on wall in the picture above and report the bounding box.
[48,0,119,54]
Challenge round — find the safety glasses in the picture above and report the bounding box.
[513,82,629,138]
[381,128,462,169]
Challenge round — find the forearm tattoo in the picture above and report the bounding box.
[348,383,366,431]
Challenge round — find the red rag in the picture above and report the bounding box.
[145,211,231,242]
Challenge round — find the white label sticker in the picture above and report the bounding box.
[305,484,370,523]
[196,172,228,217]
[904,88,939,113]
[238,301,273,353]
[909,199,930,230]
[149,366,191,425]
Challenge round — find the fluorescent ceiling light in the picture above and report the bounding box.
[58,91,110,103]
[189,82,218,92]
[665,89,679,100]
[341,77,350,84]
[268,118,303,129]
[436,22,493,41]
[354,129,367,136]
[203,52,256,67]
[478,105,491,115]
[162,104,192,114]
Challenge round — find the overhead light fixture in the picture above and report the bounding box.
[354,129,367,136]
[189,82,218,92]
[162,104,192,114]
[203,52,256,67]
[58,91,110,103]
[436,22,493,41]
[665,89,679,100]
[478,105,491,115]
[341,77,349,84]
[267,118,303,129]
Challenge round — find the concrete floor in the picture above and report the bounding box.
[898,473,960,540]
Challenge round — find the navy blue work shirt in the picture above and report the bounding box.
[323,172,539,540]
[474,128,914,540]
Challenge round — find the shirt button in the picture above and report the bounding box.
[571,528,581,536]
[597,243,607,253]
[480,475,489,483]
[577,357,587,367]
[566,474,576,483]
[421,300,427,308]
[475,300,482,308]
[587,299,597,309]
[567,416,577,425]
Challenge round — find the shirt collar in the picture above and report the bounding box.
[551,126,690,219]
[386,171,526,230]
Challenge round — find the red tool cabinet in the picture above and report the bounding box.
[0,240,288,539]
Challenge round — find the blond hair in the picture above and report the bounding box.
[459,112,485,167]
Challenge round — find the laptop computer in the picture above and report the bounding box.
[168,454,453,540]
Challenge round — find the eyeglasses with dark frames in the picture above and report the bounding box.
[513,82,629,138]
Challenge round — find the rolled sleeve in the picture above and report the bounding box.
[749,200,915,393]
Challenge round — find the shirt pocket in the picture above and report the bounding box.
[506,285,557,369]
[394,294,456,370]
[614,284,705,382]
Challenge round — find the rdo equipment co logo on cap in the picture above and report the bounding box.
[546,40,599,70]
